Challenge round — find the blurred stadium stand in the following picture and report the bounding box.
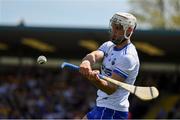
[0,25,180,119]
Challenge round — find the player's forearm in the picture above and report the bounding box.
[82,51,103,66]
[89,79,117,95]
[82,53,96,66]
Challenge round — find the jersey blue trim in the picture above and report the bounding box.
[98,49,105,54]
[113,42,131,51]
[115,67,128,76]
[113,69,128,79]
[125,45,128,54]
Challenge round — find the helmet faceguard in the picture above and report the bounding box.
[109,12,137,45]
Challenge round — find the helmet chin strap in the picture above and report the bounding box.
[111,30,132,45]
[112,36,127,45]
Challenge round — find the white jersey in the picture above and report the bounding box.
[96,41,140,112]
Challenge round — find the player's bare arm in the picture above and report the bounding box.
[79,50,125,95]
[79,50,103,76]
[88,72,125,95]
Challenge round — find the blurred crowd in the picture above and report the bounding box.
[0,66,96,119]
[0,66,179,119]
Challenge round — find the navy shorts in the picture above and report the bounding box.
[86,106,128,119]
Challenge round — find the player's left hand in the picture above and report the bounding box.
[87,70,100,81]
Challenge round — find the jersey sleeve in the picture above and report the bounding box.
[98,41,113,54]
[113,55,137,79]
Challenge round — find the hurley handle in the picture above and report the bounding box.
[61,62,104,79]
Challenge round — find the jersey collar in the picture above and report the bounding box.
[113,42,131,51]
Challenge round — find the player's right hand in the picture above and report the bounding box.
[79,60,92,77]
